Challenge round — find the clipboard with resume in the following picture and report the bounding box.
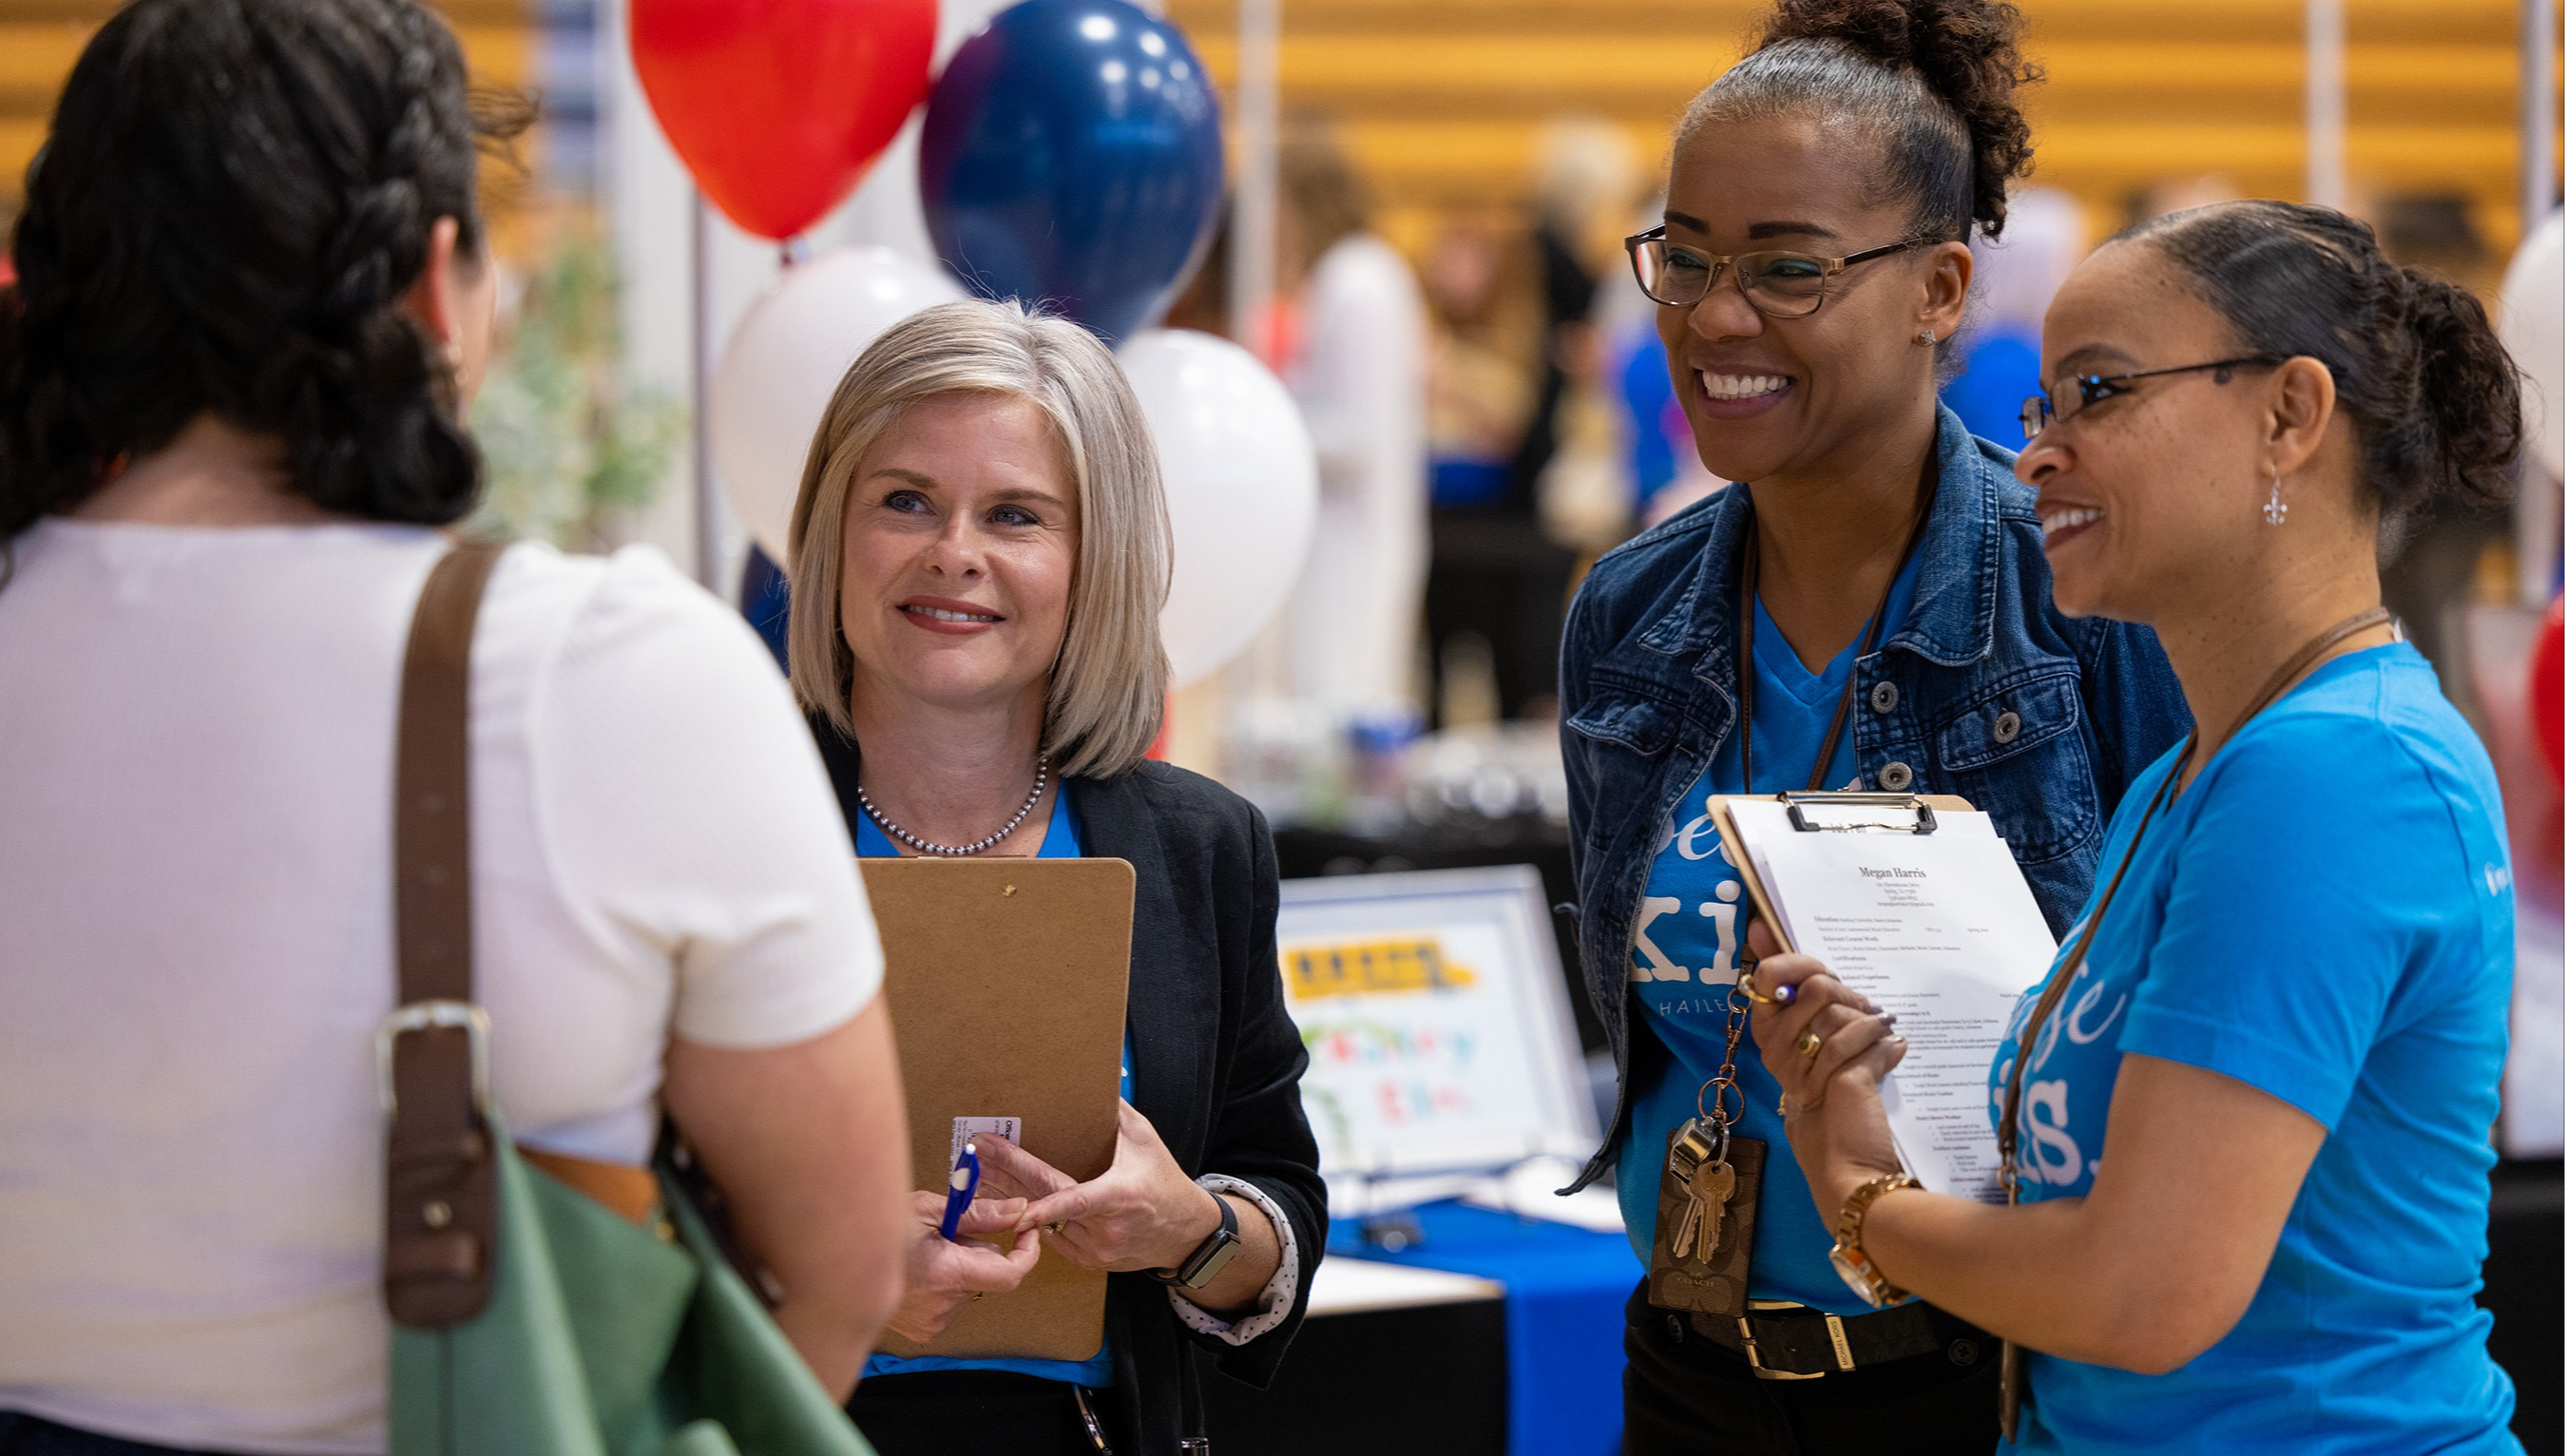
[1709,792,2060,1202]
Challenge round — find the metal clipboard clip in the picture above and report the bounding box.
[1778,791,1939,836]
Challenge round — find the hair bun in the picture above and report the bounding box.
[2400,265,2522,514]
[1758,0,2039,236]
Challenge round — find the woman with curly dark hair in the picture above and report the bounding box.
[1555,1,2192,1449]
[0,2,910,1450]
[1754,200,2525,1454]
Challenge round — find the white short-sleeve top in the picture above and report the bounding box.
[0,519,882,1454]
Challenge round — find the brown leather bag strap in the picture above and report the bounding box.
[383,540,506,1329]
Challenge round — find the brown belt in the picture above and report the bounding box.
[520,1145,662,1226]
[1690,1299,1989,1380]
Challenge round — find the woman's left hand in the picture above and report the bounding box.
[974,1100,1223,1274]
[1744,921,1911,1213]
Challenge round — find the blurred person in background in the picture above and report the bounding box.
[785,299,1326,1456]
[1556,1,2192,1450]
[1278,122,1429,720]
[1754,197,2525,1456]
[1526,117,1650,559]
[1420,207,1549,724]
[1942,187,2086,445]
[0,0,910,1450]
[1423,210,1540,510]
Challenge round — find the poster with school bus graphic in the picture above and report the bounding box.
[1276,866,1597,1179]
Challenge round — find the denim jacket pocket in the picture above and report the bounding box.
[1933,673,2100,865]
[1565,678,1683,757]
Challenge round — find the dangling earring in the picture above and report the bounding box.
[2263,468,2288,526]
[1916,327,1937,347]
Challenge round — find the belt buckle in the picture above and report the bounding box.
[1738,1300,1828,1381]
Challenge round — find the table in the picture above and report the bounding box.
[1202,1199,1636,1455]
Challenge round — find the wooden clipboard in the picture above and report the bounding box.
[859,855,1135,1361]
[1706,792,1977,956]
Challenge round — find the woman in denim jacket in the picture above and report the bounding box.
[1559,2,2190,1451]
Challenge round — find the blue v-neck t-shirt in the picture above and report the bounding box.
[855,790,1130,1389]
[1616,551,1923,1313]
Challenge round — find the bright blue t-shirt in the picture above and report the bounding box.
[1617,549,1923,1312]
[856,790,1130,1389]
[1991,643,2520,1454]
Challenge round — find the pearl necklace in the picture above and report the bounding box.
[856,756,1051,856]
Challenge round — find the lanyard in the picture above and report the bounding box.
[1734,475,1938,794]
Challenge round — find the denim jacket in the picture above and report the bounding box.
[1558,407,2192,1193]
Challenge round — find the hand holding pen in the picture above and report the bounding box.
[885,1142,1043,1346]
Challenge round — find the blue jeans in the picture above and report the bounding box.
[0,1413,218,1456]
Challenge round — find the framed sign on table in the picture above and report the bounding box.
[1276,865,1597,1190]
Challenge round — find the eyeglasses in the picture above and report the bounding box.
[2019,355,2282,443]
[1624,226,1935,318]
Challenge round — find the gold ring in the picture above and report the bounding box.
[1795,1029,1824,1061]
[1738,971,1776,1006]
[1043,1221,1066,1236]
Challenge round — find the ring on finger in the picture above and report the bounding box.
[1043,1221,1066,1236]
[1739,970,1776,1006]
[1794,1029,1824,1061]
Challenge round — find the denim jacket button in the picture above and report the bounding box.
[1879,760,1915,792]
[1994,710,2023,744]
[1868,680,1900,714]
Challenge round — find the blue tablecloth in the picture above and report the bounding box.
[1328,1201,1635,1456]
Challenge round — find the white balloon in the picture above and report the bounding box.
[2499,211,2564,483]
[1118,329,1319,686]
[710,247,965,564]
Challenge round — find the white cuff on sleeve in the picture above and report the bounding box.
[1167,1174,1300,1346]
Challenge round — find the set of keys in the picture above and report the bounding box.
[1665,1116,1738,1263]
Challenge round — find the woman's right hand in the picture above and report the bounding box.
[882,1190,1043,1345]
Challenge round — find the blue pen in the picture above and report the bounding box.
[938,1140,981,1242]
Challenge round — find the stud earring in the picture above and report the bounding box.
[1916,327,1937,347]
[2263,468,2287,526]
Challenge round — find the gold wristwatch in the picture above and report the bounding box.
[1828,1172,1919,1308]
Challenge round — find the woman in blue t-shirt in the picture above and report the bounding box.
[1559,1,2190,1451]
[1749,198,2527,1454]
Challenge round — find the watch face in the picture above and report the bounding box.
[1185,1231,1244,1291]
[1829,1247,1885,1308]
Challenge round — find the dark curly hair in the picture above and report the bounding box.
[0,0,531,555]
[1679,0,2040,241]
[2126,200,2521,526]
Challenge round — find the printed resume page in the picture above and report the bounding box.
[1726,800,2058,1202]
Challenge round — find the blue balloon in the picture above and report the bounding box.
[919,0,1224,343]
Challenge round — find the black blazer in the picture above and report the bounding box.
[811,724,1327,1454]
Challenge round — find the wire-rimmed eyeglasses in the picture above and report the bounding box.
[2019,355,2282,443]
[1624,226,1936,318]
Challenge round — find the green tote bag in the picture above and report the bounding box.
[379,542,877,1456]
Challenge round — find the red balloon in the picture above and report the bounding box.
[632,0,936,242]
[2534,595,2562,786]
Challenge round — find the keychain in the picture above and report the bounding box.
[1647,972,1765,1317]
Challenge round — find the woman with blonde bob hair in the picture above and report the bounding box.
[785,298,1326,1456]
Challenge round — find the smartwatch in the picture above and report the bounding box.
[1148,1190,1242,1293]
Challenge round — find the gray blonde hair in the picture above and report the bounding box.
[785,297,1173,779]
